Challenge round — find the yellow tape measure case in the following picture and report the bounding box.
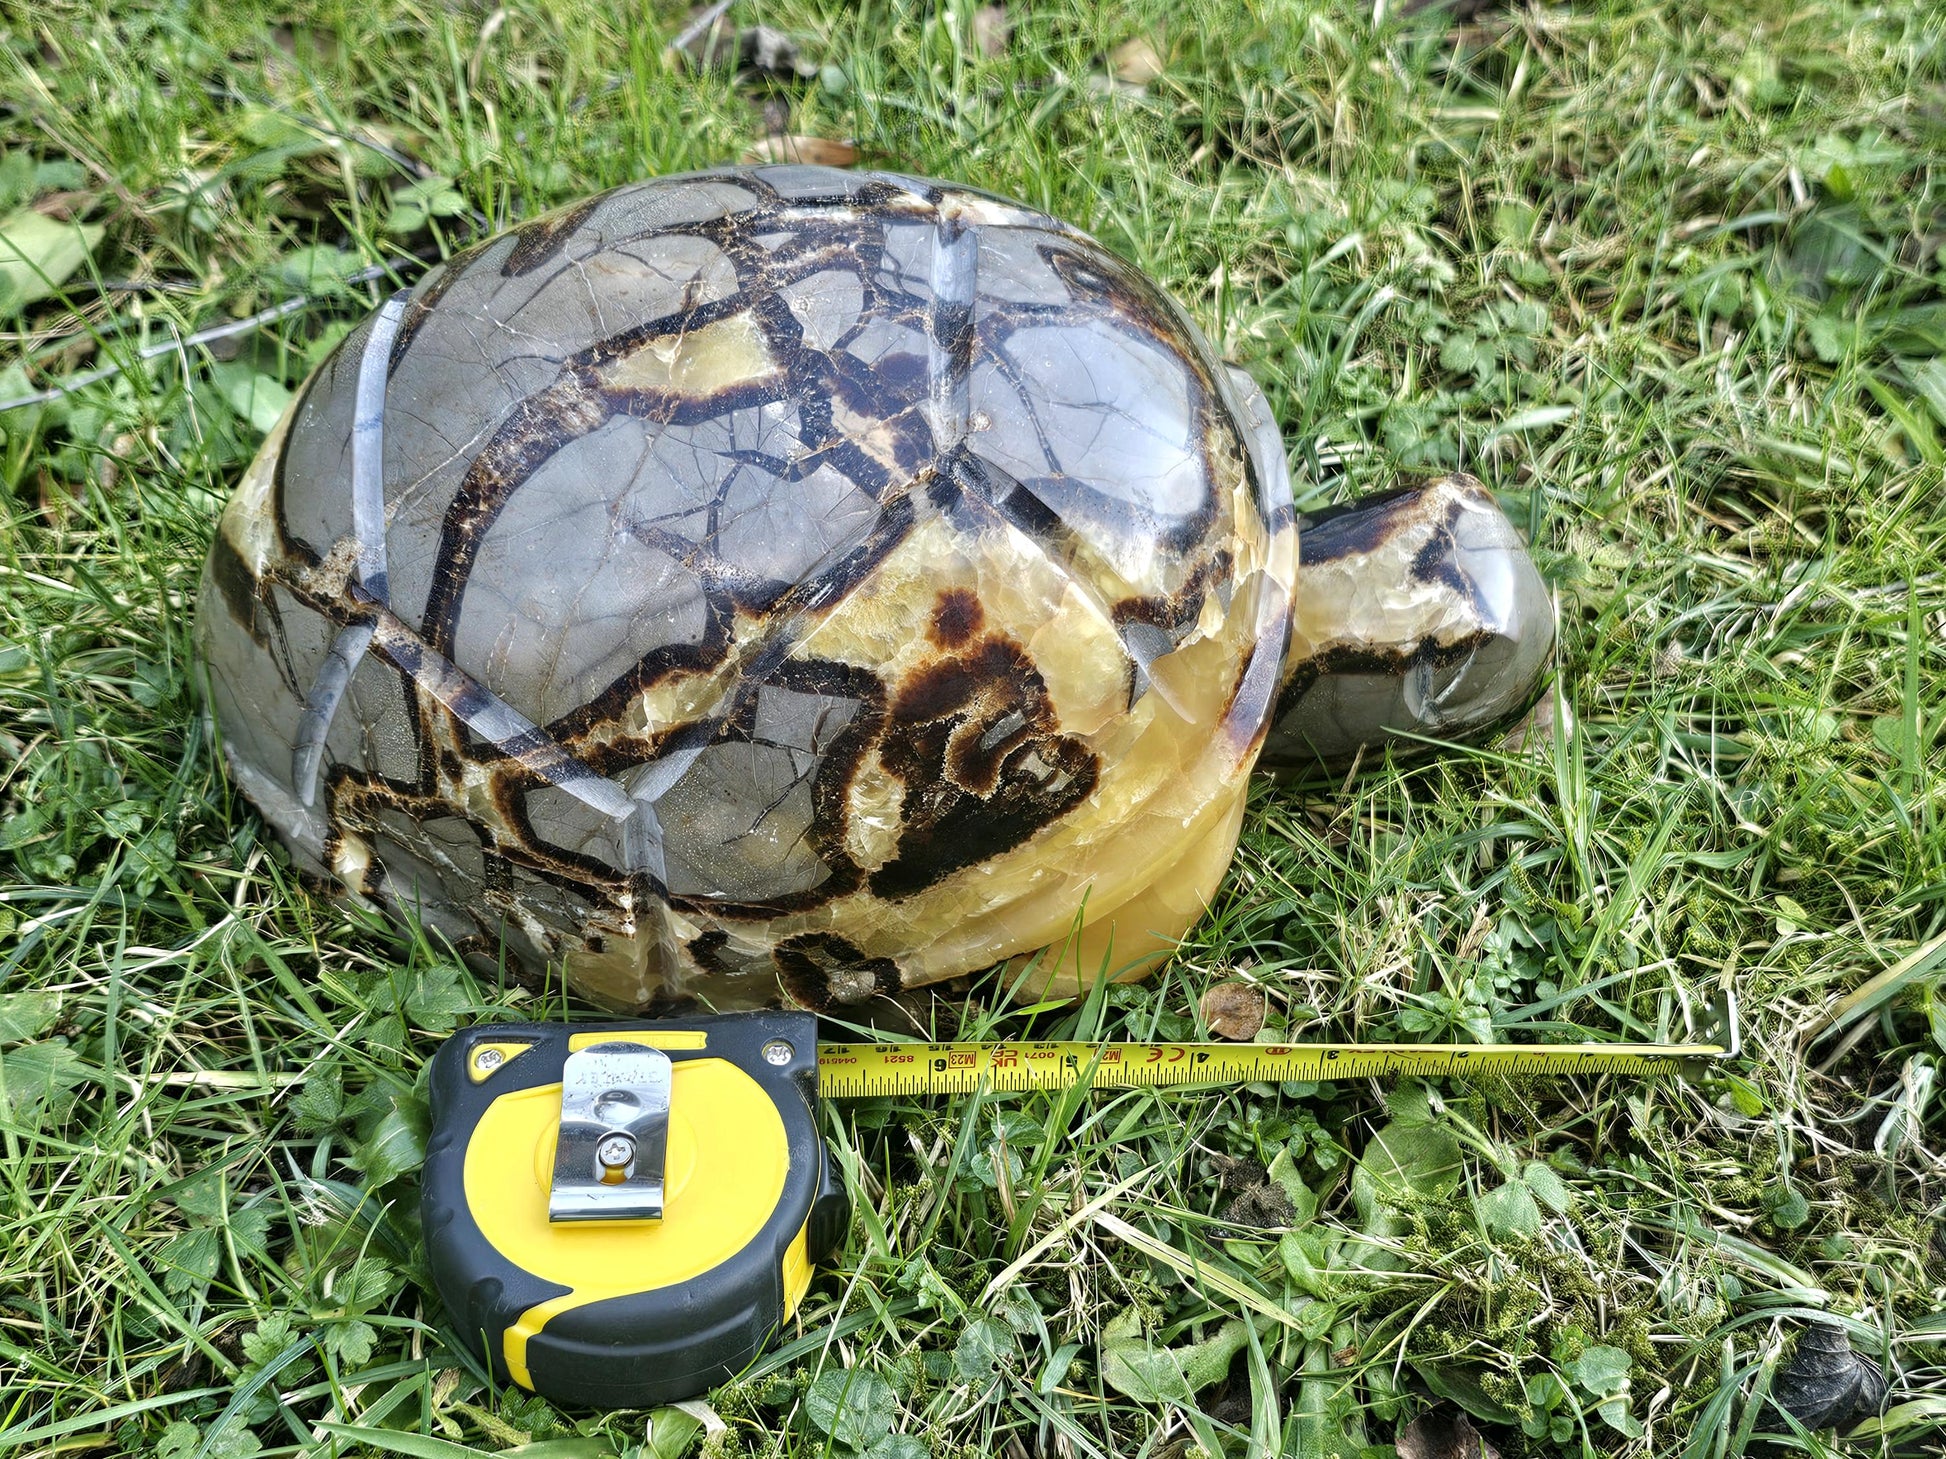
[422,1015,848,1407]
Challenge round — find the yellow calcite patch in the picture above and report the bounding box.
[563,921,662,1009]
[332,827,373,886]
[831,398,921,474]
[217,391,301,575]
[620,664,739,741]
[1291,481,1487,658]
[711,465,1289,996]
[599,311,778,396]
[844,752,905,872]
[797,513,1133,725]
[1007,780,1251,998]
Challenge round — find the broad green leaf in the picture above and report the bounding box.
[35,160,86,192]
[1386,1080,1437,1124]
[0,1040,89,1128]
[1724,1074,1766,1116]
[402,963,471,1034]
[218,369,293,435]
[325,1319,376,1368]
[803,1368,897,1450]
[1872,714,1915,759]
[1522,1160,1574,1215]
[1492,201,1537,244]
[1908,358,1946,430]
[235,106,322,151]
[953,1316,1011,1381]
[1285,1337,1367,1458]
[1279,1229,1332,1297]
[1415,1359,1521,1425]
[1439,332,1480,373]
[642,1406,702,1459]
[0,152,32,212]
[1266,1144,1318,1223]
[386,176,468,235]
[0,804,50,851]
[0,991,60,1045]
[240,1312,297,1366]
[0,209,103,311]
[1476,1178,1543,1239]
[1099,1310,1253,1405]
[1597,1396,1645,1438]
[1351,1117,1462,1222]
[1038,1342,1080,1394]
[209,1422,260,1459]
[1295,1299,1337,1341]
[292,1068,347,1132]
[0,362,42,437]
[348,1100,429,1187]
[1805,313,1848,363]
[274,244,360,297]
[158,1227,222,1294]
[1570,1344,1633,1398]
[1764,1184,1811,1229]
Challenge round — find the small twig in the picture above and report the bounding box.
[0,262,406,413]
[0,298,313,412]
[666,0,736,59]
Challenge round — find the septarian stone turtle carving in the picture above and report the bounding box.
[198,166,1552,1011]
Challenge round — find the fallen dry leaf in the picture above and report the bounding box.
[1772,1324,1889,1430]
[1200,981,1266,1041]
[1497,691,1557,754]
[29,191,97,223]
[973,5,1009,58]
[97,430,139,492]
[1398,1410,1499,1459]
[1109,34,1165,85]
[741,136,858,167]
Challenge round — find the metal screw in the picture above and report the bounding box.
[596,1133,635,1170]
[762,1039,794,1066]
[475,1048,504,1072]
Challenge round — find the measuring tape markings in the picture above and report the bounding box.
[815,1039,1727,1098]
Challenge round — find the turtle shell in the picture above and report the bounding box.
[198,166,1297,1011]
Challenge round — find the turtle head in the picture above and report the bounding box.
[1261,472,1557,769]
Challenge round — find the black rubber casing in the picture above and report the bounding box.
[422,1014,849,1407]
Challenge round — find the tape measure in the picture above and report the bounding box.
[423,999,1736,1408]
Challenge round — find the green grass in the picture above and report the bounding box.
[2,0,1944,1454]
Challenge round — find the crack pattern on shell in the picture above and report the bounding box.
[199,166,1299,1011]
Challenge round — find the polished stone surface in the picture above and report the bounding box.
[199,167,1297,1009]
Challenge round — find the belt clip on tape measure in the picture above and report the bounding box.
[422,1013,848,1408]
